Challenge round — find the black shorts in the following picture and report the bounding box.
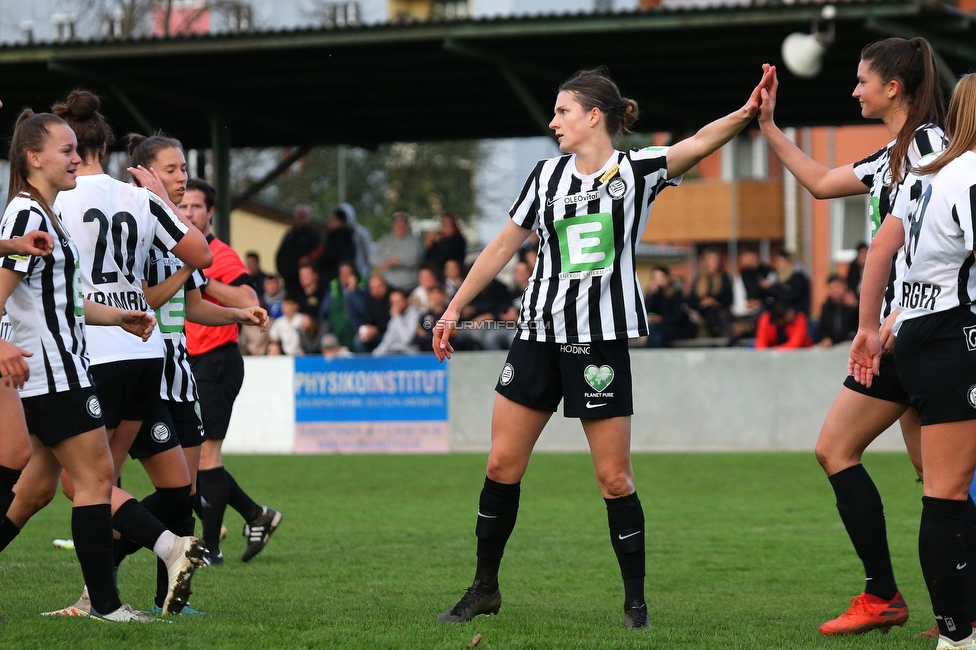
[843,352,910,405]
[129,400,205,459]
[22,386,105,447]
[894,306,976,426]
[190,343,244,442]
[495,338,633,418]
[89,358,163,429]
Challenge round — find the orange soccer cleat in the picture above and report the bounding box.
[919,621,976,639]
[819,592,909,635]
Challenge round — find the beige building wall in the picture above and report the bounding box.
[229,208,290,275]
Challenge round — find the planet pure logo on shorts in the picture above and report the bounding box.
[584,365,614,392]
[499,363,515,386]
[964,325,976,352]
[969,384,976,409]
[151,422,171,444]
[86,395,102,419]
[554,212,615,280]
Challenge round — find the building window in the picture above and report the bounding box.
[319,2,361,27]
[230,5,253,31]
[720,133,768,181]
[432,1,469,19]
[52,14,77,42]
[102,11,124,38]
[831,196,869,263]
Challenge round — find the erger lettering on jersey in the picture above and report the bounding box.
[559,344,591,354]
[86,290,149,312]
[901,282,942,311]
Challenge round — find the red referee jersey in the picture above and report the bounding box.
[185,236,247,356]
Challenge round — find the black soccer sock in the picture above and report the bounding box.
[606,492,646,609]
[474,477,520,591]
[225,470,263,522]
[0,517,21,554]
[920,496,971,642]
[112,498,168,553]
[828,464,898,600]
[73,504,122,616]
[197,467,229,554]
[0,464,22,518]
[143,485,193,608]
[963,496,976,623]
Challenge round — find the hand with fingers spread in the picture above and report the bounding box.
[0,339,31,389]
[848,326,882,387]
[0,230,55,258]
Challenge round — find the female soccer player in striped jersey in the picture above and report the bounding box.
[850,73,976,650]
[433,64,774,628]
[759,37,950,635]
[0,110,188,621]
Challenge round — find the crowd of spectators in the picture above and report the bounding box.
[646,245,863,351]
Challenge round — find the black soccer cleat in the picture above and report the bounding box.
[437,581,502,623]
[624,603,652,629]
[241,507,282,562]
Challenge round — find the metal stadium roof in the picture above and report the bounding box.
[0,0,973,151]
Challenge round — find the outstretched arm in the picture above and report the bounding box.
[666,64,774,179]
[757,67,866,199]
[83,300,156,341]
[185,288,269,332]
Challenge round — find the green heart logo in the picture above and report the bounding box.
[584,365,614,392]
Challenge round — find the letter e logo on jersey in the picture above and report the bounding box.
[151,422,171,444]
[499,363,515,386]
[964,325,976,352]
[86,395,102,419]
[584,365,614,392]
[554,213,615,279]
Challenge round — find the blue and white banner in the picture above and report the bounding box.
[293,355,449,453]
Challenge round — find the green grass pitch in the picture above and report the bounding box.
[0,452,939,649]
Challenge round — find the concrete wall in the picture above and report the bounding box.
[224,347,905,454]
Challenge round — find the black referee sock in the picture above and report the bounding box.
[226,470,263,523]
[964,496,976,623]
[73,504,122,616]
[606,492,646,609]
[828,464,898,600]
[197,467,229,554]
[474,477,520,591]
[112,498,167,553]
[0,464,22,518]
[0,517,21,553]
[920,496,970,642]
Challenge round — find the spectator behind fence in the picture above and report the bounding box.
[414,285,448,351]
[298,263,328,319]
[371,211,423,291]
[846,242,868,297]
[453,278,512,351]
[314,208,357,286]
[732,248,773,318]
[645,266,692,348]
[424,212,467,271]
[410,263,441,313]
[764,250,811,315]
[338,202,373,278]
[245,251,268,298]
[755,300,812,349]
[372,290,419,356]
[356,274,392,353]
[321,262,368,351]
[687,248,734,339]
[268,293,305,355]
[263,274,285,320]
[443,258,464,298]
[817,274,859,347]
[320,332,353,359]
[276,204,322,295]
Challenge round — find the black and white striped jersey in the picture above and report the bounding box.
[55,175,188,365]
[0,195,91,397]
[145,247,205,402]
[852,125,945,319]
[891,150,976,332]
[510,147,679,343]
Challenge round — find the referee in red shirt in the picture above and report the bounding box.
[181,179,282,564]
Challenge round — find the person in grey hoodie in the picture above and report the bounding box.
[337,202,372,279]
[370,211,423,292]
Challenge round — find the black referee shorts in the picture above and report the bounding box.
[22,385,105,447]
[843,352,910,405]
[495,337,633,418]
[894,306,976,426]
[190,342,245,442]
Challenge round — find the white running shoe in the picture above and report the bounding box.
[91,604,154,622]
[162,536,206,615]
[937,632,976,649]
[41,586,90,617]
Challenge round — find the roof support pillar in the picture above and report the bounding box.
[210,111,232,243]
[231,144,314,210]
